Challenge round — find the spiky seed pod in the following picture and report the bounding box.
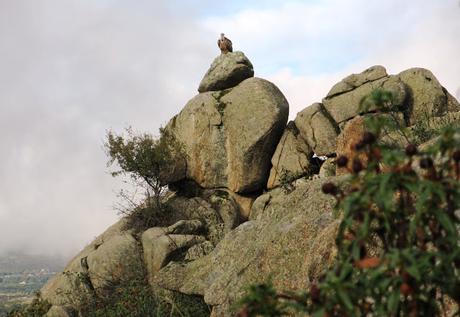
[362,132,376,145]
[352,158,363,173]
[310,284,321,303]
[336,155,349,167]
[322,182,338,195]
[371,147,382,160]
[354,141,366,151]
[405,144,417,157]
[453,150,460,162]
[419,157,434,169]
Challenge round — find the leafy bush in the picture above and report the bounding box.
[62,261,209,317]
[105,127,185,231]
[238,90,460,316]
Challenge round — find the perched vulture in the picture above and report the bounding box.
[218,33,233,54]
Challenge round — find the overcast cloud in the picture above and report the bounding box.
[0,0,459,259]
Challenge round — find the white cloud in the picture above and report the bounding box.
[203,0,460,116]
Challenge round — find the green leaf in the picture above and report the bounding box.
[387,289,400,313]
[337,287,354,312]
[436,211,456,235]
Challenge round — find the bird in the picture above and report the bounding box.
[218,33,233,54]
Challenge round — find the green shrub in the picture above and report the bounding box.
[105,127,185,232]
[63,261,209,317]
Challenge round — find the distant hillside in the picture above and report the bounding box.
[0,253,67,273]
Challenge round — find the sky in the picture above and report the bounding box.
[0,0,459,259]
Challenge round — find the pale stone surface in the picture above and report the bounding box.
[86,233,143,290]
[323,75,407,124]
[294,103,339,156]
[185,241,215,261]
[446,90,460,113]
[165,195,231,246]
[166,77,289,193]
[198,51,254,93]
[267,121,313,189]
[154,177,342,316]
[41,218,130,306]
[326,65,388,97]
[44,305,71,317]
[319,158,336,177]
[142,230,205,279]
[397,68,448,124]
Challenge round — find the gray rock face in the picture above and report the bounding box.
[326,65,388,98]
[166,77,289,193]
[142,229,205,281]
[44,306,71,317]
[154,177,342,316]
[86,232,143,290]
[198,51,254,93]
[41,219,131,306]
[294,103,339,156]
[323,75,407,124]
[267,121,313,189]
[397,68,449,124]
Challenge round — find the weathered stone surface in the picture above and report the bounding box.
[294,103,339,155]
[185,241,215,261]
[267,121,313,189]
[198,51,254,93]
[203,190,239,232]
[397,68,448,124]
[154,177,342,315]
[86,232,143,290]
[446,90,460,113]
[166,219,204,235]
[44,305,71,317]
[323,75,407,124]
[225,191,256,221]
[166,195,231,246]
[166,77,289,193]
[142,231,205,278]
[41,218,130,306]
[326,65,388,97]
[319,158,336,177]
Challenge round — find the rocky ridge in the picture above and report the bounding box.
[39,52,460,317]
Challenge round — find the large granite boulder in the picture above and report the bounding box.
[40,219,140,306]
[154,176,342,316]
[294,102,340,156]
[198,51,254,93]
[397,68,459,124]
[267,121,313,189]
[322,66,460,128]
[323,68,408,125]
[44,305,71,317]
[166,77,289,193]
[326,65,388,98]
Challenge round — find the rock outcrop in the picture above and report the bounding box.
[294,102,339,156]
[38,57,460,317]
[198,51,254,93]
[154,177,341,315]
[166,77,289,194]
[267,121,313,189]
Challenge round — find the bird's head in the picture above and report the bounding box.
[220,33,225,39]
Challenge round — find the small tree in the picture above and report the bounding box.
[105,127,185,228]
[238,91,460,316]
